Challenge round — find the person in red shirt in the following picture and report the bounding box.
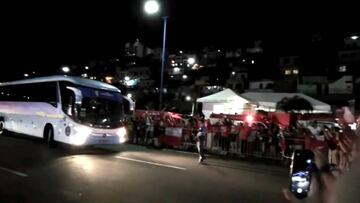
[240,122,251,154]
[220,118,230,153]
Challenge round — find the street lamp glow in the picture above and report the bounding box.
[144,0,159,14]
[127,93,132,99]
[124,76,130,81]
[187,57,195,65]
[24,73,29,77]
[251,60,255,64]
[85,66,89,70]
[232,71,235,75]
[182,75,188,79]
[62,66,70,73]
[185,96,191,101]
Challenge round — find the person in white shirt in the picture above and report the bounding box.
[307,121,325,141]
[196,118,207,163]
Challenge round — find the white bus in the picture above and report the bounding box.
[0,75,128,147]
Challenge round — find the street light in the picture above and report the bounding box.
[62,66,70,73]
[187,57,195,65]
[144,0,167,111]
[144,0,159,14]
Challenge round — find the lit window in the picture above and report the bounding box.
[285,70,291,75]
[293,69,299,75]
[339,65,347,72]
[105,76,114,84]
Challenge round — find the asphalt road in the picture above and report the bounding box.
[0,135,289,203]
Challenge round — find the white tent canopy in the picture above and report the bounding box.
[196,89,251,118]
[241,92,331,113]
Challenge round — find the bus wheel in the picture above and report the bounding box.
[45,125,56,148]
[0,121,4,136]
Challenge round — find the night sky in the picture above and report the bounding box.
[1,0,358,78]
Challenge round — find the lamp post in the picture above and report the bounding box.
[144,0,167,111]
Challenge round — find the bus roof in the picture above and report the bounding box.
[0,75,121,93]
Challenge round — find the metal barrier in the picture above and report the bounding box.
[192,132,306,161]
[127,119,308,163]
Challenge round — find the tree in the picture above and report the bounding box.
[276,96,313,113]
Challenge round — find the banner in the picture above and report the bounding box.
[159,127,183,147]
[165,127,183,138]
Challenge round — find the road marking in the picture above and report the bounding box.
[0,166,28,177]
[163,149,197,155]
[115,156,186,171]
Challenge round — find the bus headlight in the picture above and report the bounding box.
[71,126,92,145]
[116,127,127,143]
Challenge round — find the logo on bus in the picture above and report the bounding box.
[65,126,71,136]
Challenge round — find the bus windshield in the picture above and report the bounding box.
[61,83,124,128]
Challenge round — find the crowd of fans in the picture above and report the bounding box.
[125,110,359,168]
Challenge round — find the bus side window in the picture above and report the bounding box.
[17,82,58,107]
